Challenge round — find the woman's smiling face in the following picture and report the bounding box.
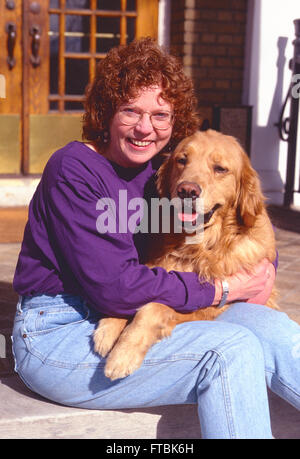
[104,86,173,168]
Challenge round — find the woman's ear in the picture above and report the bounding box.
[237,151,265,228]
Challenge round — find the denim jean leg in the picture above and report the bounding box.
[195,326,272,439]
[71,321,273,438]
[216,302,300,411]
[12,295,274,439]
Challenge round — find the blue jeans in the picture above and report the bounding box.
[12,294,300,439]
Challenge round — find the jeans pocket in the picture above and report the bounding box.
[23,304,90,336]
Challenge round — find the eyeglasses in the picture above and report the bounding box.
[117,107,174,130]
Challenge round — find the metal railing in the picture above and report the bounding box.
[276,19,300,207]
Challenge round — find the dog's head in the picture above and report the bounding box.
[156,130,265,232]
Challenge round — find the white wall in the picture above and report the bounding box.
[243,0,300,206]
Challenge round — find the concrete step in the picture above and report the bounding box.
[0,375,201,439]
[0,374,300,439]
[1,213,300,439]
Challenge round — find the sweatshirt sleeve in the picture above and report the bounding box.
[47,176,215,317]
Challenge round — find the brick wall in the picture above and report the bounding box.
[170,0,248,111]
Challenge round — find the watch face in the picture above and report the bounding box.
[222,280,229,294]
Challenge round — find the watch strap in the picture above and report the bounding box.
[217,280,229,308]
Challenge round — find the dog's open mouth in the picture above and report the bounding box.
[177,202,220,228]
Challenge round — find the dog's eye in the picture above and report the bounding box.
[177,157,187,165]
[214,165,228,174]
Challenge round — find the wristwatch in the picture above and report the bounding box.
[217,280,229,308]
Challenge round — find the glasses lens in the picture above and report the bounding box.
[118,109,173,129]
[151,113,172,129]
[118,109,139,125]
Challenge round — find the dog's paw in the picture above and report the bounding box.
[93,324,114,357]
[93,318,127,357]
[104,346,144,380]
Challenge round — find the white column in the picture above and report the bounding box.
[158,0,171,49]
[243,0,300,205]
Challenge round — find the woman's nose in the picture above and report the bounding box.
[135,113,154,134]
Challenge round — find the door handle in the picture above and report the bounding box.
[6,22,16,70]
[30,25,41,68]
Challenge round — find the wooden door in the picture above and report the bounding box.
[0,0,159,175]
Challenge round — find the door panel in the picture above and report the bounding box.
[0,1,22,114]
[29,114,82,173]
[0,0,158,175]
[0,0,22,174]
[23,0,50,173]
[0,115,20,174]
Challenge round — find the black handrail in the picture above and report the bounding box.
[276,19,300,207]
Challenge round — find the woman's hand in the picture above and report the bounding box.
[214,258,276,306]
[243,262,276,305]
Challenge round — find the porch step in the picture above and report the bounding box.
[0,207,28,243]
[1,210,300,439]
[1,375,300,439]
[0,375,201,439]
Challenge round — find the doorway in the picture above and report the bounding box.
[0,0,158,174]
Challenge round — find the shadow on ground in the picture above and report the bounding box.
[267,205,300,234]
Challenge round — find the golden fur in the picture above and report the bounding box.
[94,130,278,380]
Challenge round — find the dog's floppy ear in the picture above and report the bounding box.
[236,150,265,228]
[156,153,173,198]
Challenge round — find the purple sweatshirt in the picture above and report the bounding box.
[13,141,215,317]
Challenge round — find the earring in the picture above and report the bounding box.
[166,142,173,152]
[103,131,109,143]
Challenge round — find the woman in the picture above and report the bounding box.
[12,38,300,439]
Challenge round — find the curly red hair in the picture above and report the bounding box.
[82,37,199,151]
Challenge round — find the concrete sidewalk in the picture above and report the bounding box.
[0,205,299,438]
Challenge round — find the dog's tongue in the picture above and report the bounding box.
[178,212,198,222]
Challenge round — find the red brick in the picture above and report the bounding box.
[200,56,216,66]
[198,79,215,89]
[219,11,233,21]
[234,11,247,22]
[216,57,233,67]
[227,46,245,57]
[217,34,234,44]
[215,80,231,89]
[208,67,243,79]
[232,57,245,68]
[201,33,217,43]
[199,10,218,20]
[170,0,247,107]
[195,45,228,56]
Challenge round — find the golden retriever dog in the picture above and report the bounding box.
[94,129,278,380]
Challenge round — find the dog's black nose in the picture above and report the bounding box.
[177,182,202,200]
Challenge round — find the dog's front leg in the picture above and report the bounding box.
[104,302,176,380]
[94,317,129,357]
